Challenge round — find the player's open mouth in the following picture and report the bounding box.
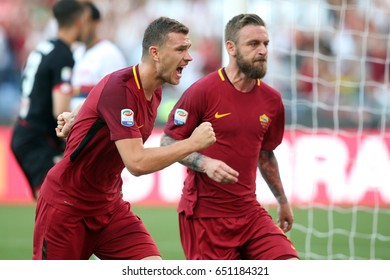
[176,66,184,77]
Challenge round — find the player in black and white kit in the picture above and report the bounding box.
[70,1,127,111]
[11,0,86,200]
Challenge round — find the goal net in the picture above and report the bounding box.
[251,0,390,259]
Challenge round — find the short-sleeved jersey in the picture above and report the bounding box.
[18,39,73,142]
[41,65,162,216]
[164,68,285,218]
[71,40,127,110]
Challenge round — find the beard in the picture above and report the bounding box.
[236,51,267,79]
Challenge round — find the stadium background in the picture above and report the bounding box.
[0,0,389,259]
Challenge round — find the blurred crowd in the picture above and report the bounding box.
[0,0,389,128]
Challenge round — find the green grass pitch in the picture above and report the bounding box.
[0,203,389,260]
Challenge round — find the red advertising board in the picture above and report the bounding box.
[1,127,389,206]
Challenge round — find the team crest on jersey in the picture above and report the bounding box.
[174,109,188,126]
[121,109,134,127]
[259,114,270,128]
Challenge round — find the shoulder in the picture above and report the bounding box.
[35,39,72,68]
[110,66,134,79]
[35,40,55,54]
[73,44,86,60]
[43,39,73,63]
[97,40,124,55]
[96,40,126,64]
[102,66,134,90]
[259,80,282,100]
[190,69,223,90]
[52,39,72,54]
[33,39,69,58]
[99,40,119,49]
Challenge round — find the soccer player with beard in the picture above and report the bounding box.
[161,14,299,260]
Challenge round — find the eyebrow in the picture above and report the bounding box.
[247,38,269,44]
[175,42,192,50]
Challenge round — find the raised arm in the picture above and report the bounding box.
[258,150,293,232]
[160,132,239,184]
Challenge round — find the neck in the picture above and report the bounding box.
[85,36,100,50]
[57,28,76,47]
[224,65,257,92]
[138,62,163,100]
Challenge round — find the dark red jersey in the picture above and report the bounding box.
[41,65,162,216]
[164,68,285,218]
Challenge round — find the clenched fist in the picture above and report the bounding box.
[55,112,72,139]
[189,122,216,151]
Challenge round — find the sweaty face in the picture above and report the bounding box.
[235,25,269,79]
[157,32,192,85]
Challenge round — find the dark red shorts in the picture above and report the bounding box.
[179,207,299,260]
[33,197,160,259]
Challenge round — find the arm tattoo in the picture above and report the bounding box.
[181,152,206,173]
[160,132,206,173]
[258,150,287,204]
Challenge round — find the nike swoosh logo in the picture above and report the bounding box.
[137,124,144,128]
[215,112,231,119]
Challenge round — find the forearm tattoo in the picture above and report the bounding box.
[160,133,205,172]
[258,150,287,204]
[180,152,205,172]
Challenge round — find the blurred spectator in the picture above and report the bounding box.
[0,25,20,124]
[0,0,54,125]
[70,1,128,110]
[1,0,389,129]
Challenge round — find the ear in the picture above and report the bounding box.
[149,46,159,62]
[226,40,236,56]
